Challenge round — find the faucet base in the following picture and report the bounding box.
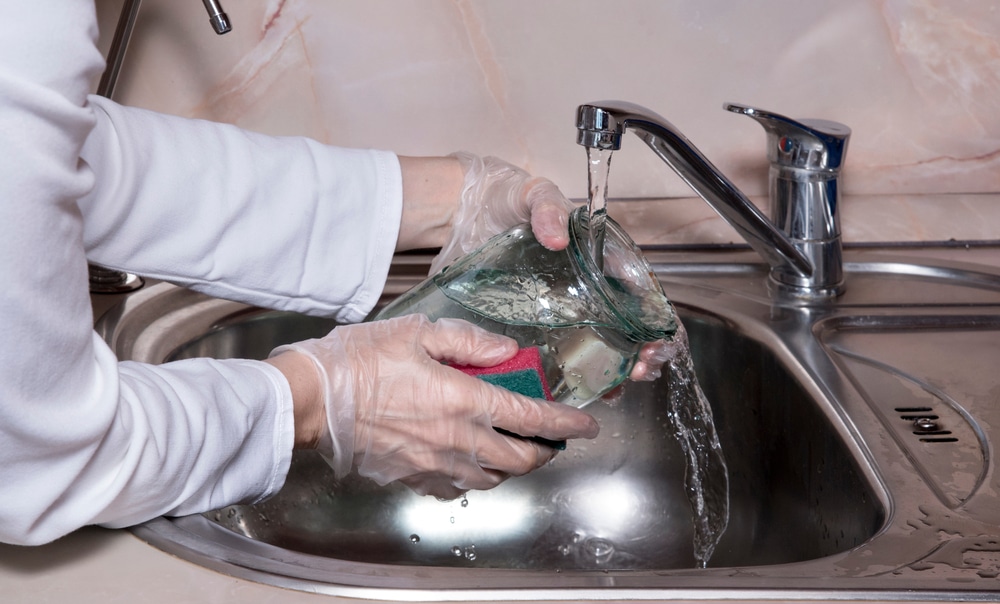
[768,276,845,302]
[770,236,845,301]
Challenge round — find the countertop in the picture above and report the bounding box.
[0,528,334,603]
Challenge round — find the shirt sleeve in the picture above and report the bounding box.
[79,97,403,324]
[0,2,400,545]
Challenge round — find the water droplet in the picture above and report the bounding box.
[451,546,462,557]
[558,544,571,556]
[464,545,477,561]
[584,537,615,563]
[409,534,420,544]
[449,516,455,524]
[460,497,469,508]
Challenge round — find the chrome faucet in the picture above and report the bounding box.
[576,101,850,300]
[89,0,233,293]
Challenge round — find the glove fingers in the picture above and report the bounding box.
[475,429,555,476]
[400,465,509,500]
[640,339,674,364]
[480,382,600,442]
[524,178,573,251]
[629,359,663,382]
[432,153,575,276]
[400,474,468,500]
[419,317,518,367]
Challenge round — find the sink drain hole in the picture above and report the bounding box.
[895,407,959,443]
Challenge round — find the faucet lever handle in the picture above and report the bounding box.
[724,103,850,172]
[725,102,848,297]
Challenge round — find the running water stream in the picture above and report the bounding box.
[586,147,612,272]
[661,323,730,566]
[585,147,730,567]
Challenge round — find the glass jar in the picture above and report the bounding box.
[374,206,677,408]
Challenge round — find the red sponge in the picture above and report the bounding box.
[450,346,554,401]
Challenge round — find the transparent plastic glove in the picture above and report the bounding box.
[630,339,673,381]
[430,152,576,275]
[271,314,599,499]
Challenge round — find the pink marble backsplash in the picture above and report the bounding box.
[95,0,1000,243]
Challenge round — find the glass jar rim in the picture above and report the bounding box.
[567,206,676,342]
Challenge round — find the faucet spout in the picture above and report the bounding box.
[576,101,814,287]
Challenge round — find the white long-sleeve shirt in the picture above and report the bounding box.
[0,2,402,545]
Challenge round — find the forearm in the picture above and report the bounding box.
[264,351,326,449]
[395,155,464,252]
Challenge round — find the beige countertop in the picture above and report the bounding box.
[0,528,334,603]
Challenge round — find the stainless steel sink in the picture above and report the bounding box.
[96,244,1000,600]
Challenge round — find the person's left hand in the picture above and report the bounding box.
[432,152,670,383]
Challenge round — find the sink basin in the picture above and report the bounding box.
[153,300,881,571]
[96,245,1000,600]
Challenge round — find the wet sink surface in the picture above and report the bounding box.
[97,245,1000,600]
[821,315,999,510]
[168,305,881,571]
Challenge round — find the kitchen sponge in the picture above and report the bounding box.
[450,347,566,450]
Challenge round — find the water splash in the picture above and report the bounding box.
[583,537,616,564]
[588,144,729,566]
[664,322,731,567]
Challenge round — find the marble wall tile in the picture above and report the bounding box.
[95,0,1000,241]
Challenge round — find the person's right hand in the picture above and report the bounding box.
[269,314,599,499]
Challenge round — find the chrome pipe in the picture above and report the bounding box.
[89,0,235,294]
[96,0,142,99]
[201,0,232,35]
[90,0,145,294]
